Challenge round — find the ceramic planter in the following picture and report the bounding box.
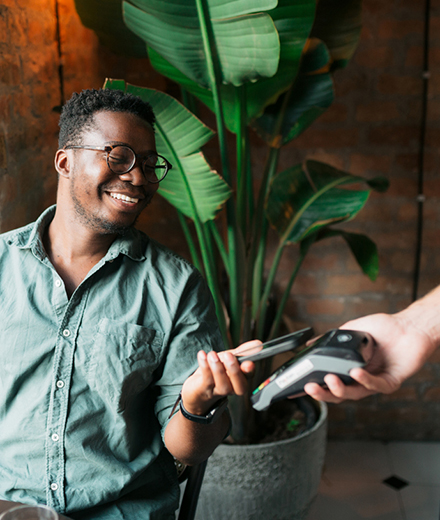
[195,399,327,520]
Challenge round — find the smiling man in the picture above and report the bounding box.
[0,89,257,519]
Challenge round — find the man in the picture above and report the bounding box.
[0,89,258,519]
[304,285,440,403]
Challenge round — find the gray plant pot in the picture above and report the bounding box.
[195,399,327,520]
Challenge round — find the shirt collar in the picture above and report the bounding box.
[10,205,148,262]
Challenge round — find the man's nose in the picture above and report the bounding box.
[118,163,147,186]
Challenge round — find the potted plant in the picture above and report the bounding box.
[73,1,387,517]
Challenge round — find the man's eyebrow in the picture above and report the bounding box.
[105,141,157,154]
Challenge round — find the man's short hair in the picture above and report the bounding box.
[58,88,156,148]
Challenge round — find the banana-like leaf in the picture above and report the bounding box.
[301,228,379,280]
[123,0,280,88]
[266,160,388,244]
[252,38,334,146]
[310,0,362,69]
[147,0,316,133]
[74,0,148,57]
[104,79,231,222]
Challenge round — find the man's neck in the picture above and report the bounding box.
[43,209,117,298]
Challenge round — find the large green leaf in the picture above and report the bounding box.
[252,38,334,146]
[302,229,379,280]
[310,0,362,69]
[104,79,231,222]
[147,0,316,133]
[74,0,147,57]
[123,0,280,88]
[266,160,388,244]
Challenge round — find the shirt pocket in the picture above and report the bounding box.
[88,318,165,412]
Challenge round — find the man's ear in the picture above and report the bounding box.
[55,149,71,178]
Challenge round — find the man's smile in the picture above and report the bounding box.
[109,192,140,204]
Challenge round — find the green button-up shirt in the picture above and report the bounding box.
[0,206,223,519]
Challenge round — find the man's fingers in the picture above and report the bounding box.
[208,351,248,396]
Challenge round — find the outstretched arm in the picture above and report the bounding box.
[304,285,440,403]
[164,340,261,465]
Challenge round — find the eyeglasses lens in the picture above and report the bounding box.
[143,155,168,183]
[107,146,167,183]
[108,146,134,174]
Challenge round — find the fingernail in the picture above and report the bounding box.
[208,351,219,363]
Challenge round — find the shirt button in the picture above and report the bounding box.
[50,483,58,491]
[51,434,59,442]
[62,329,70,337]
[56,380,64,389]
[55,280,62,287]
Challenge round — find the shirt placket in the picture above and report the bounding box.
[45,281,89,512]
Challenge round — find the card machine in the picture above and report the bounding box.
[250,329,375,411]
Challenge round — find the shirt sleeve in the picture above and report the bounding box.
[152,270,224,438]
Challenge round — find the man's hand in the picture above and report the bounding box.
[304,312,437,403]
[164,340,262,465]
[180,340,262,415]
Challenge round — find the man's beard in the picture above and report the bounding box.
[70,183,139,236]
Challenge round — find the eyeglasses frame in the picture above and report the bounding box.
[64,144,172,183]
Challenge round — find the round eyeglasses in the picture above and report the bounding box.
[65,144,172,183]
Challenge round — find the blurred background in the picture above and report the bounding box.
[1,0,439,440]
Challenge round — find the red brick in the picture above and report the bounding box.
[356,101,400,122]
[301,252,341,271]
[427,348,440,363]
[347,298,391,317]
[388,250,416,273]
[349,154,392,175]
[378,19,424,39]
[386,177,418,196]
[423,387,440,401]
[0,134,7,169]
[397,201,417,222]
[367,126,419,148]
[405,46,423,68]
[373,230,416,250]
[318,103,348,123]
[356,406,429,425]
[363,0,393,16]
[305,298,345,316]
[287,273,322,296]
[395,153,438,174]
[429,74,440,96]
[380,386,418,401]
[427,100,440,122]
[292,128,360,149]
[425,128,440,147]
[355,47,394,68]
[302,151,346,171]
[377,74,423,96]
[429,48,440,67]
[430,17,440,37]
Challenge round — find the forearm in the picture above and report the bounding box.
[164,408,230,466]
[398,285,440,355]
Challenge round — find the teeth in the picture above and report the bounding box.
[110,193,139,203]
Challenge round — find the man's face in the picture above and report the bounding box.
[66,110,159,235]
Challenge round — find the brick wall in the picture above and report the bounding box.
[1,0,439,440]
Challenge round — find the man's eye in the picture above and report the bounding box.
[109,154,128,164]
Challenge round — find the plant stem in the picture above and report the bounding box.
[177,211,202,273]
[208,220,230,276]
[236,85,248,238]
[195,0,243,345]
[268,251,305,340]
[250,147,279,321]
[256,240,286,339]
